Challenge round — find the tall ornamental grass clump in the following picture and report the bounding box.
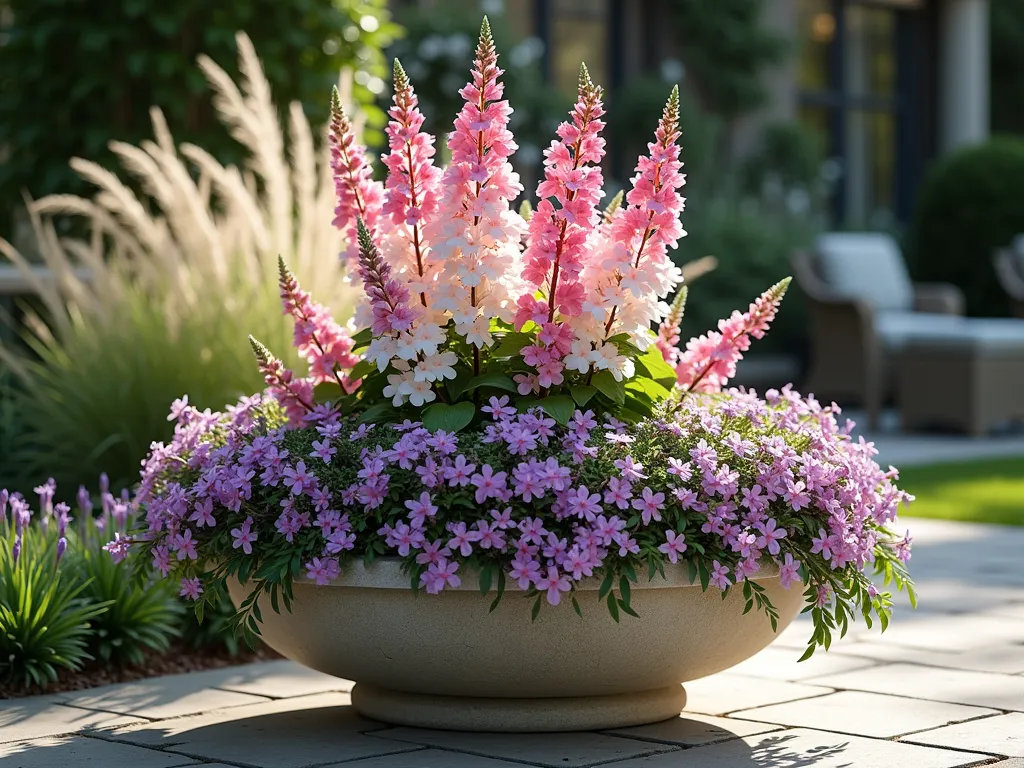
[0,34,359,490]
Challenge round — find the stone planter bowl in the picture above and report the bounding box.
[228,559,805,732]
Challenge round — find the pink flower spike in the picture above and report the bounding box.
[675,278,792,393]
[383,60,442,308]
[523,64,606,325]
[329,88,383,266]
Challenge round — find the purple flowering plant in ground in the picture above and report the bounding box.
[122,20,915,659]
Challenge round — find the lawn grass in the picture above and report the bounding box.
[897,457,1024,526]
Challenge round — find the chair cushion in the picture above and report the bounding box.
[1011,234,1024,275]
[815,233,914,312]
[878,313,1024,353]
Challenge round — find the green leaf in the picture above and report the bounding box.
[591,370,625,405]
[598,571,614,600]
[422,402,475,433]
[537,395,575,426]
[348,358,376,381]
[635,346,678,388]
[359,402,397,424]
[492,332,534,358]
[465,373,517,394]
[569,385,597,407]
[625,376,671,403]
[606,592,621,623]
[618,576,632,607]
[313,381,343,404]
[351,328,373,349]
[479,566,493,596]
[531,594,543,621]
[445,365,475,399]
[571,596,583,618]
[607,333,643,357]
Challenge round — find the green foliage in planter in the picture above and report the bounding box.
[178,581,244,657]
[908,138,1024,317]
[65,526,182,666]
[0,0,400,232]
[0,526,108,688]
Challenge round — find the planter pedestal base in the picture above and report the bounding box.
[350,683,687,732]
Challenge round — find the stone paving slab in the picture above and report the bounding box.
[903,712,1024,757]
[336,749,541,767]
[0,735,198,767]
[0,694,141,743]
[101,693,418,768]
[681,672,834,715]
[212,659,352,699]
[58,668,270,719]
[370,727,677,767]
[724,644,881,681]
[606,712,781,746]
[830,640,1024,674]
[605,728,994,767]
[810,662,1024,710]
[729,690,998,738]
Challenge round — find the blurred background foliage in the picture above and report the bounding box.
[0,0,399,236]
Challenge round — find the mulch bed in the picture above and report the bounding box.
[0,641,281,700]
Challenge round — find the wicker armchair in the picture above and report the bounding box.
[791,233,965,430]
[994,237,1024,318]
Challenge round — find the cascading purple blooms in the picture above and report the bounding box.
[130,383,914,655]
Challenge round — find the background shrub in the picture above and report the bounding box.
[909,137,1024,317]
[0,0,399,235]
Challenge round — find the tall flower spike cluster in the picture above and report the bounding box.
[248,335,313,423]
[576,87,686,358]
[425,18,527,356]
[673,278,791,392]
[513,65,607,393]
[278,257,360,392]
[520,66,606,323]
[380,59,443,310]
[656,286,688,367]
[328,87,384,266]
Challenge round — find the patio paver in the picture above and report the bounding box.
[729,690,998,738]
[0,694,141,743]
[3,517,1023,767]
[605,728,992,767]
[903,712,1024,756]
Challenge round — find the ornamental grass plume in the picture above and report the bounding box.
[128,18,915,660]
[0,33,359,489]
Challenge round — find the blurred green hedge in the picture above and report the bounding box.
[909,137,1024,317]
[0,0,399,233]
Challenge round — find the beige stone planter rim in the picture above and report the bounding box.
[306,556,781,592]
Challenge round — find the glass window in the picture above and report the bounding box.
[798,0,836,92]
[843,5,895,98]
[550,0,608,94]
[844,109,895,227]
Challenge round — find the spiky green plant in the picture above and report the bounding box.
[0,525,108,688]
[64,521,182,667]
[0,33,358,490]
